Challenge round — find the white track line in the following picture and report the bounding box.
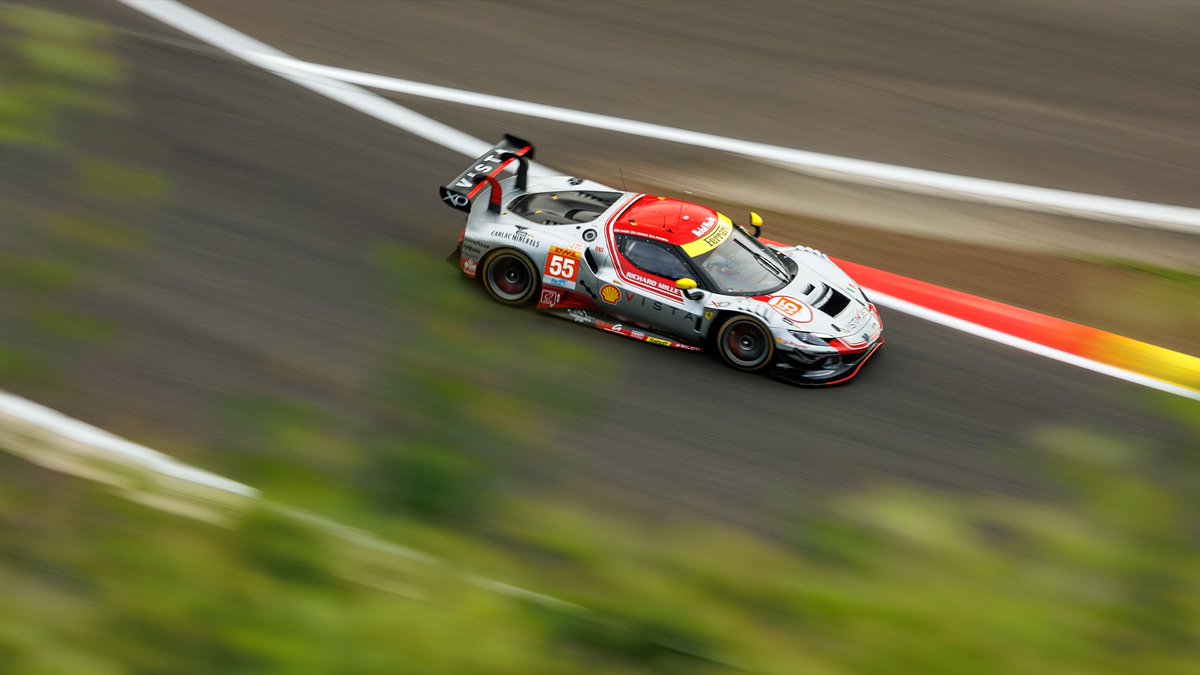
[259,56,1200,234]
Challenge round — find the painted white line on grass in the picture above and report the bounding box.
[864,290,1200,402]
[0,390,255,494]
[0,386,583,606]
[258,56,1200,234]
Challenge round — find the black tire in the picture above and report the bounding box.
[480,250,539,306]
[716,315,775,372]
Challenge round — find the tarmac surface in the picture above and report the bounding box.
[9,1,1197,527]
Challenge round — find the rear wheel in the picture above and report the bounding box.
[716,315,775,372]
[481,250,538,306]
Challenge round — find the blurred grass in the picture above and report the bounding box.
[2,400,1198,674]
[0,5,125,148]
[1084,257,1200,287]
[1074,256,1200,355]
[78,158,172,206]
[211,246,614,528]
[39,211,151,251]
[0,252,80,292]
[1,5,162,390]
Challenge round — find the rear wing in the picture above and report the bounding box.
[438,134,535,213]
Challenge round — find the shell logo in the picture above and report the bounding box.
[600,284,621,304]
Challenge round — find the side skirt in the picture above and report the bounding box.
[545,309,704,353]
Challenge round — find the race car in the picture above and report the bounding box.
[440,135,883,385]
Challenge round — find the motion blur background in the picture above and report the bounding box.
[2,1,1198,673]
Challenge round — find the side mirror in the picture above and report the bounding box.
[749,212,764,238]
[675,277,705,301]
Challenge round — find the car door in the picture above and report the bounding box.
[602,235,706,341]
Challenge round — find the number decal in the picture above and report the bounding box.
[765,295,813,323]
[548,256,575,277]
[543,247,582,289]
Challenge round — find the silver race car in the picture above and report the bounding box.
[441,135,883,385]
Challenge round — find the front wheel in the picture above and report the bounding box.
[481,250,538,306]
[716,316,775,372]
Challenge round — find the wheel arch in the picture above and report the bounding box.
[706,308,770,346]
[478,246,541,306]
[711,310,777,372]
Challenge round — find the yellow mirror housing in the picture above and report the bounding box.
[675,277,698,290]
[748,211,764,237]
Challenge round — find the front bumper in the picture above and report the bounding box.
[771,338,884,386]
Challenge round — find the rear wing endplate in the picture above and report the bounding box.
[438,134,535,212]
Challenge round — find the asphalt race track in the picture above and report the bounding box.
[13,1,1197,528]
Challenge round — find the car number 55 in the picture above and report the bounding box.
[543,247,581,288]
[548,255,575,277]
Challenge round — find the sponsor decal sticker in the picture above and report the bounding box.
[626,271,677,293]
[624,295,689,316]
[844,305,870,331]
[539,289,562,306]
[461,258,478,275]
[703,310,715,321]
[453,152,509,189]
[690,215,717,238]
[543,246,581,289]
[443,192,470,208]
[461,238,487,256]
[680,214,734,257]
[490,227,540,248]
[646,337,671,346]
[765,295,813,323]
[600,284,621,304]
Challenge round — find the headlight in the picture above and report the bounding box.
[789,331,830,346]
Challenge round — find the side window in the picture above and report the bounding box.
[617,236,691,280]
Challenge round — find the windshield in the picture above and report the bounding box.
[687,218,793,295]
